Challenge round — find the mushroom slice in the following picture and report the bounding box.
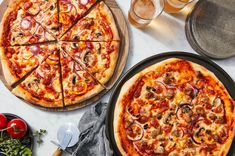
[213,97,222,106]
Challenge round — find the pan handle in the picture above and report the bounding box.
[52,147,62,156]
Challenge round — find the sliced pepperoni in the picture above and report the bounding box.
[134,140,154,155]
[24,2,33,10]
[162,125,173,134]
[150,118,159,128]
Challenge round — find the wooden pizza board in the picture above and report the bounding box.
[0,0,129,111]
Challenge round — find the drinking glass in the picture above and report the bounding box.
[163,0,194,13]
[128,0,164,28]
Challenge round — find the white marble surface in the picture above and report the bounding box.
[0,0,235,156]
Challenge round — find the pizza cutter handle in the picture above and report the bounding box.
[52,147,62,156]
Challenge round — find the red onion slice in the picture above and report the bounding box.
[74,63,82,72]
[30,45,41,55]
[80,0,88,5]
[126,123,144,141]
[36,68,45,78]
[133,141,147,155]
[21,19,32,30]
[153,81,167,94]
[185,83,199,98]
[176,103,193,123]
[60,3,74,13]
[126,105,140,120]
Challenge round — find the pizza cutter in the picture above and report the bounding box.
[51,123,80,156]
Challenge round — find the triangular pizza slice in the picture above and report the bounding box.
[61,1,119,42]
[60,50,104,106]
[59,0,97,36]
[12,50,63,108]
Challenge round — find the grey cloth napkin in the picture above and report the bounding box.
[71,102,113,156]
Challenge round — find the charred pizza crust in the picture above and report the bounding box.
[114,58,235,156]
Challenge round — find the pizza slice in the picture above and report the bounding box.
[12,50,63,108]
[0,0,56,46]
[60,41,119,86]
[61,1,119,42]
[60,50,104,106]
[59,0,97,36]
[27,0,60,37]
[0,44,59,86]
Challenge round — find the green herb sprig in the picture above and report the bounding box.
[33,129,47,145]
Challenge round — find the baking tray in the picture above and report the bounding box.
[106,52,235,155]
[185,0,235,59]
[0,0,129,111]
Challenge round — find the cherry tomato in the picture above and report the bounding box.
[0,114,8,129]
[7,119,27,138]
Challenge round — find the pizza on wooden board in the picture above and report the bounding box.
[0,0,120,108]
[113,58,235,156]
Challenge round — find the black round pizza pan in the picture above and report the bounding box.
[106,52,235,156]
[185,0,235,59]
[0,113,34,155]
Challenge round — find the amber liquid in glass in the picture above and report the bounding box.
[128,0,156,28]
[164,0,190,13]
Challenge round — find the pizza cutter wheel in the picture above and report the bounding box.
[51,123,80,156]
